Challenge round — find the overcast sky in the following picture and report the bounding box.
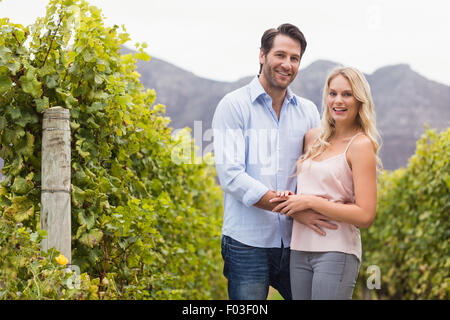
[1,0,450,86]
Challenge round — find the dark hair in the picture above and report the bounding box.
[259,23,307,74]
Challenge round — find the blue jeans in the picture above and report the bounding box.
[290,250,360,300]
[221,235,292,300]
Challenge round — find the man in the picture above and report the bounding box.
[212,23,338,300]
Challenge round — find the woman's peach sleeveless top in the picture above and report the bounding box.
[290,133,363,261]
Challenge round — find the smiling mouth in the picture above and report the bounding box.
[332,107,348,113]
[276,71,291,77]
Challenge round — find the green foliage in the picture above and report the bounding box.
[0,215,103,299]
[356,128,450,299]
[0,0,225,299]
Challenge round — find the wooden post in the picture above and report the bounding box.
[41,107,71,263]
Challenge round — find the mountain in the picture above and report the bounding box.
[365,64,450,169]
[131,49,450,170]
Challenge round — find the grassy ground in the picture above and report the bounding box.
[267,286,284,300]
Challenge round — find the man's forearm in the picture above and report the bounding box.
[253,190,279,211]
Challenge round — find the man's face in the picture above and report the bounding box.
[259,34,301,90]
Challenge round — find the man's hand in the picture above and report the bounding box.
[253,190,280,211]
[291,209,339,236]
[270,194,311,215]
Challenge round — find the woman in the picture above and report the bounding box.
[270,66,382,299]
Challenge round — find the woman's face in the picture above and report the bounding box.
[327,74,360,126]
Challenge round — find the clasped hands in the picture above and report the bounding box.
[269,190,339,236]
[269,190,311,216]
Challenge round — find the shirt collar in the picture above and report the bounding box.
[249,76,298,106]
[286,86,298,106]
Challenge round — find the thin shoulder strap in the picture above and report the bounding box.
[344,132,364,154]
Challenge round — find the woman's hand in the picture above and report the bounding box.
[270,194,313,216]
[290,209,339,236]
[275,190,294,198]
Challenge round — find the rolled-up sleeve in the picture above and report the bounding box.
[212,97,269,207]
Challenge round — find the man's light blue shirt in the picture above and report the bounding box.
[212,76,320,248]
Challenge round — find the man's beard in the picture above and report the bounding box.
[262,64,293,90]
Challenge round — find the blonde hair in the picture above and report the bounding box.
[297,66,383,173]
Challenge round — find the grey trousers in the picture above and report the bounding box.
[290,250,360,300]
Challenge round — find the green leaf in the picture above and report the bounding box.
[30,230,47,243]
[78,210,96,230]
[13,205,34,223]
[0,73,12,94]
[79,229,103,248]
[75,145,90,159]
[151,179,162,193]
[34,96,49,113]
[0,46,12,60]
[86,101,105,113]
[3,127,24,145]
[0,116,6,130]
[45,74,58,88]
[86,116,100,129]
[64,94,78,108]
[72,185,86,208]
[5,195,34,222]
[11,176,31,194]
[82,49,95,62]
[16,132,34,157]
[16,112,32,127]
[37,64,55,77]
[7,105,21,120]
[19,68,42,98]
[135,51,150,62]
[94,73,104,85]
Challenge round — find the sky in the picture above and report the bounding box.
[1,0,450,86]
